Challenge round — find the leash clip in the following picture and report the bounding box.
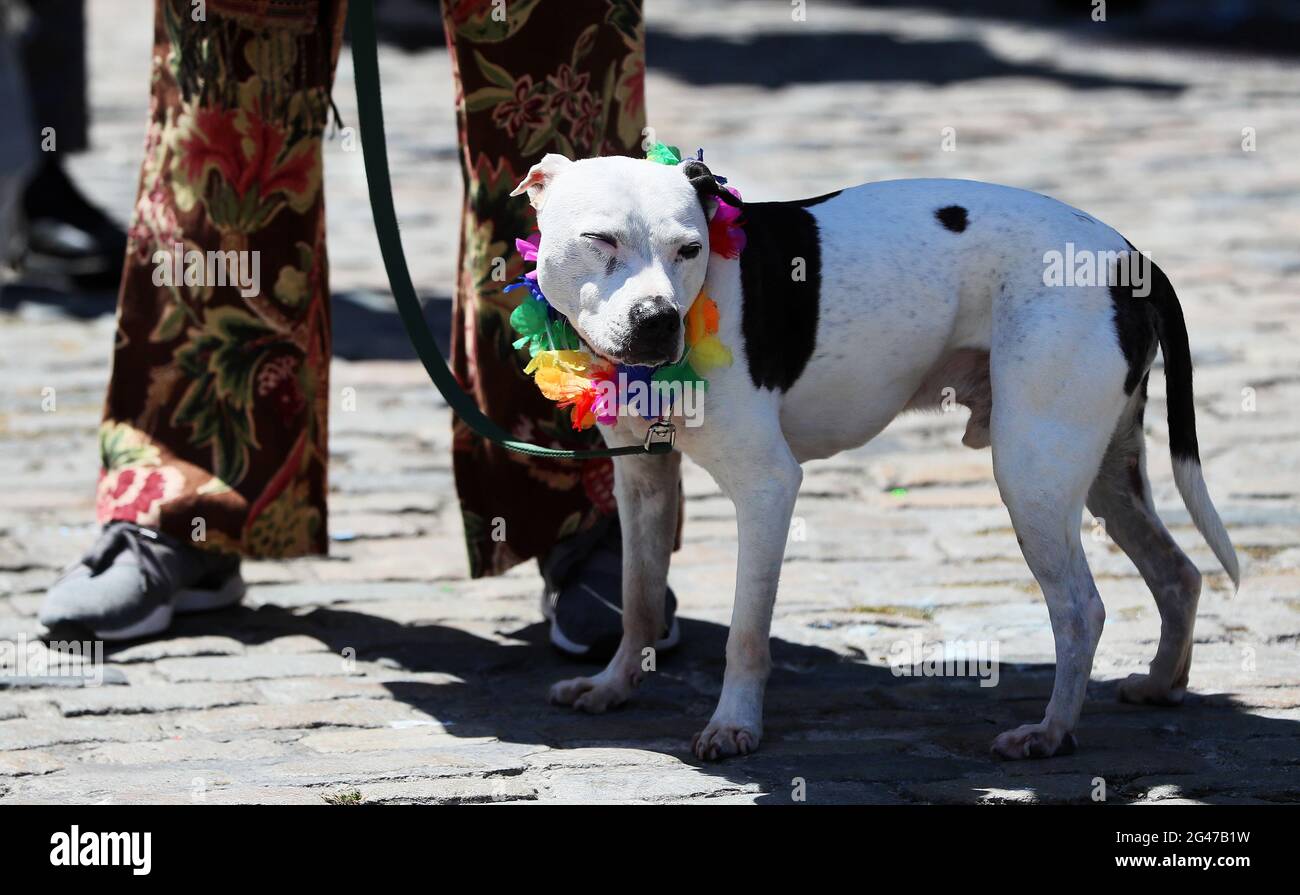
[644,419,676,455]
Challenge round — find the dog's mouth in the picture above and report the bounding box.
[596,346,683,369]
[614,348,681,368]
[571,324,682,369]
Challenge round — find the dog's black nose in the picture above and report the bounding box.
[628,298,680,358]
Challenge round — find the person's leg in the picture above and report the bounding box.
[21,0,88,154]
[0,3,35,271]
[442,0,671,657]
[41,0,349,639]
[16,0,127,289]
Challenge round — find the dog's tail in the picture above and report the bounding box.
[1149,260,1240,592]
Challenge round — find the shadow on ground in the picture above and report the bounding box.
[331,290,453,360]
[107,604,1300,804]
[0,285,454,362]
[847,0,1300,59]
[367,0,1300,60]
[0,283,117,319]
[646,29,1183,93]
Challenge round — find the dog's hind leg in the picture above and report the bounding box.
[549,445,681,713]
[1086,381,1202,706]
[988,290,1129,759]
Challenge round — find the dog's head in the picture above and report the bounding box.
[511,153,733,367]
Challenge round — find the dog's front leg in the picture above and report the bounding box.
[693,444,802,760]
[549,447,681,713]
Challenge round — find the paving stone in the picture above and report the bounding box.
[1131,766,1300,802]
[533,764,762,803]
[151,653,365,683]
[334,777,540,805]
[50,683,256,717]
[77,737,291,765]
[167,699,437,736]
[0,716,166,751]
[296,726,492,753]
[256,742,547,785]
[902,774,1104,805]
[109,637,247,664]
[0,751,64,777]
[254,674,461,704]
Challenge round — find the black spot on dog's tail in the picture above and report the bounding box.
[935,205,968,233]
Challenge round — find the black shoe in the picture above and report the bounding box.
[21,158,127,289]
[540,516,680,660]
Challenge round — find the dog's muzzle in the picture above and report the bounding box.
[623,297,681,365]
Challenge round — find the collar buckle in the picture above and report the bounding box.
[644,419,676,454]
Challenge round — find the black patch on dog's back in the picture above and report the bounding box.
[738,199,823,391]
[935,205,968,232]
[1109,281,1157,395]
[1109,238,1158,397]
[801,190,842,208]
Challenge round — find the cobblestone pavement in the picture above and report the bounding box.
[2,1,1298,804]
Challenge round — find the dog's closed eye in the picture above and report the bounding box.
[581,233,618,250]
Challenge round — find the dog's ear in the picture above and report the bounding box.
[680,159,740,221]
[510,154,572,211]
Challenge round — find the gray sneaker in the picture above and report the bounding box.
[39,522,245,641]
[540,517,679,660]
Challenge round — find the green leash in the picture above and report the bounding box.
[348,0,673,460]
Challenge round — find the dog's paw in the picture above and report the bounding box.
[991,723,1077,760]
[548,673,638,714]
[1118,672,1186,707]
[691,720,761,761]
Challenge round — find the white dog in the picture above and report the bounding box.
[511,152,1239,761]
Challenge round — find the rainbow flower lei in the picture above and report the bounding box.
[507,144,744,431]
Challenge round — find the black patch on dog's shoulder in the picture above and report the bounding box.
[935,205,968,232]
[738,200,822,391]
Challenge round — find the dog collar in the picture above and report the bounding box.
[507,144,742,431]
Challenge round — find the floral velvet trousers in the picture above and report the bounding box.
[100,0,646,574]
